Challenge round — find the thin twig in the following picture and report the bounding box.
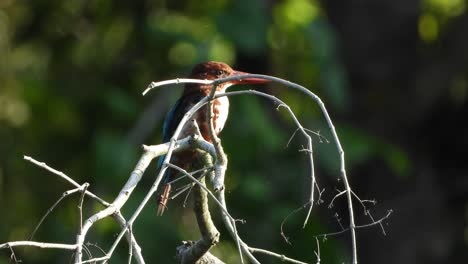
[249,247,308,264]
[22,156,145,263]
[165,164,237,231]
[143,78,212,95]
[29,187,82,240]
[315,209,393,239]
[24,156,110,207]
[351,191,386,235]
[78,183,90,233]
[8,247,20,263]
[82,243,93,262]
[328,190,346,208]
[128,226,133,264]
[314,237,321,264]
[280,202,311,245]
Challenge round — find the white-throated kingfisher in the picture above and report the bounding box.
[157,61,269,215]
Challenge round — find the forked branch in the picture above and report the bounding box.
[2,72,375,264]
[146,73,359,263]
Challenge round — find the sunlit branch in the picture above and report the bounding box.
[145,74,357,263]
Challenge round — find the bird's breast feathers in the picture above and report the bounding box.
[174,96,229,140]
[213,96,229,134]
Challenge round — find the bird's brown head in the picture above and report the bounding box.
[184,61,269,95]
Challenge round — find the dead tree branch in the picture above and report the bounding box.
[146,73,359,263]
[1,72,386,263]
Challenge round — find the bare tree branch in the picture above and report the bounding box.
[23,155,110,207]
[145,74,359,263]
[315,210,393,239]
[249,247,308,264]
[2,72,389,264]
[21,156,145,263]
[0,241,77,250]
[176,241,225,264]
[29,186,83,241]
[75,136,198,263]
[174,152,221,263]
[78,183,89,233]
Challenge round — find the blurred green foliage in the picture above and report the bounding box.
[419,0,466,42]
[2,0,464,263]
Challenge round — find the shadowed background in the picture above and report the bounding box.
[0,0,466,263]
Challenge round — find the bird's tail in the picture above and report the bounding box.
[157,183,171,216]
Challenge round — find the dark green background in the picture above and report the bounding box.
[0,0,466,263]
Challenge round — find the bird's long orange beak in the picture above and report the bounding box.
[230,71,270,84]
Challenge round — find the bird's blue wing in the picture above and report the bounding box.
[162,98,182,142]
[157,94,204,179]
[157,98,182,170]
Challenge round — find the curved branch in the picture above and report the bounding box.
[145,74,358,263]
[21,156,144,263]
[218,74,357,263]
[213,89,317,226]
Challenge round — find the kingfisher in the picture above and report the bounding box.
[157,61,269,215]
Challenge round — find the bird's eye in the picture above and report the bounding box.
[213,69,225,77]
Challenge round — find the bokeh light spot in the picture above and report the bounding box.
[208,39,235,65]
[424,0,466,17]
[149,13,215,41]
[450,76,467,105]
[101,17,133,63]
[274,0,319,30]
[168,42,197,66]
[0,95,30,127]
[418,14,438,42]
